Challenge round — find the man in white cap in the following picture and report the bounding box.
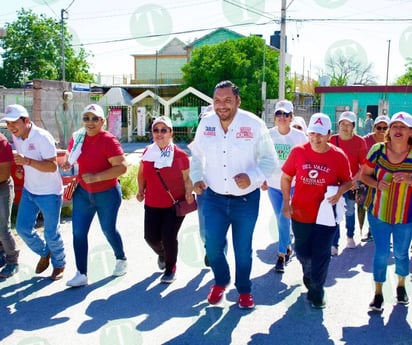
[1,104,66,281]
[330,111,367,255]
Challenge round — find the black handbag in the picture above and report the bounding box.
[155,169,197,217]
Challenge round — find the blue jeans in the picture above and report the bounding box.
[16,188,65,268]
[268,187,293,255]
[197,193,206,244]
[368,213,412,282]
[292,220,336,302]
[332,191,356,246]
[72,184,126,275]
[203,188,260,294]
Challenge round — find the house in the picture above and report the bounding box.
[315,85,412,134]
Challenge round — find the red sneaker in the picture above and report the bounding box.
[238,293,255,309]
[207,285,226,304]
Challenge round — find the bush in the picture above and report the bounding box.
[119,164,139,199]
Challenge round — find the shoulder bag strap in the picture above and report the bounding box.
[156,168,177,204]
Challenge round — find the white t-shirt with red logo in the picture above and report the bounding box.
[13,123,63,195]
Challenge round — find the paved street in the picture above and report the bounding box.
[0,143,411,345]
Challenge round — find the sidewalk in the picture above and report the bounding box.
[1,147,411,344]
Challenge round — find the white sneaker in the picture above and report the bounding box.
[347,237,356,249]
[331,246,339,256]
[113,259,127,277]
[66,271,88,287]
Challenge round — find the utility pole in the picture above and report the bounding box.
[61,9,68,81]
[279,0,286,100]
[385,39,391,86]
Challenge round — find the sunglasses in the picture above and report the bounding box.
[376,126,388,131]
[152,128,169,134]
[275,111,291,118]
[82,116,100,122]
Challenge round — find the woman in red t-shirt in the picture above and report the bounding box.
[64,104,129,287]
[137,116,194,284]
[281,113,352,309]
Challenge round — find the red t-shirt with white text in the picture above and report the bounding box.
[282,142,352,223]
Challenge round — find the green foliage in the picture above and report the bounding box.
[396,58,412,85]
[0,8,94,87]
[119,164,139,200]
[182,35,292,115]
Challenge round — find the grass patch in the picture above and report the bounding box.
[119,164,139,200]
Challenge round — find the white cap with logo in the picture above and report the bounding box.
[307,113,332,135]
[374,115,390,125]
[389,112,412,127]
[338,111,356,124]
[274,100,293,114]
[152,116,173,130]
[81,104,105,118]
[0,104,30,122]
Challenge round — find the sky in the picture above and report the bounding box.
[1,0,411,85]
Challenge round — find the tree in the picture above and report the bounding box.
[0,9,94,88]
[396,58,412,85]
[324,54,377,86]
[181,35,292,115]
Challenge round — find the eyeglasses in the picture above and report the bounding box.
[152,128,169,134]
[275,111,291,118]
[82,116,100,122]
[293,125,303,130]
[376,126,388,131]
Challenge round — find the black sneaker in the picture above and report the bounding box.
[311,298,326,309]
[0,255,5,269]
[160,271,176,284]
[285,247,293,264]
[397,286,409,305]
[369,294,384,312]
[275,256,285,273]
[361,233,374,242]
[0,263,18,278]
[157,256,166,270]
[204,254,210,267]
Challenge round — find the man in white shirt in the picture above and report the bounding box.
[190,80,278,309]
[1,104,66,281]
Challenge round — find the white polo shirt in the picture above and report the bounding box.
[13,123,63,195]
[190,109,278,196]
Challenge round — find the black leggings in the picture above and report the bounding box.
[144,205,184,274]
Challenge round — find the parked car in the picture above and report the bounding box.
[0,123,77,206]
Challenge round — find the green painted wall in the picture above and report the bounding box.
[320,91,412,134]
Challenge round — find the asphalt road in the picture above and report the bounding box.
[0,142,411,345]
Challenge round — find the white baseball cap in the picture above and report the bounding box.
[389,112,412,127]
[0,104,30,122]
[338,111,356,124]
[152,116,173,130]
[307,113,332,135]
[275,100,293,114]
[81,104,105,118]
[374,115,390,125]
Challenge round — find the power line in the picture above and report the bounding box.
[73,17,412,48]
